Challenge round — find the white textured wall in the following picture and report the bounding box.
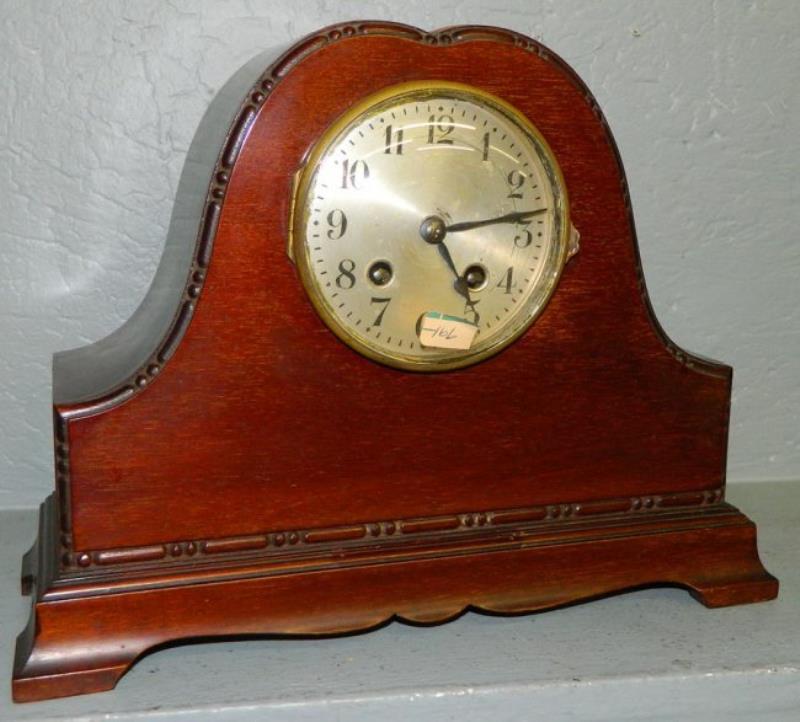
[1,1,798,507]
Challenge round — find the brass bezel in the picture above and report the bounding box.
[289,80,571,372]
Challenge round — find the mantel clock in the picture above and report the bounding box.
[13,22,778,702]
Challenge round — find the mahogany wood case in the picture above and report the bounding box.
[13,22,778,702]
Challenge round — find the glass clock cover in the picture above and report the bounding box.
[292,81,573,370]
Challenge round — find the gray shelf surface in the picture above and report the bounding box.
[2,481,798,721]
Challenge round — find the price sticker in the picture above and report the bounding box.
[418,311,478,350]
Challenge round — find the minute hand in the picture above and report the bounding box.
[445,208,547,234]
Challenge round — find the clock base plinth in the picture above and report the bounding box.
[13,494,778,702]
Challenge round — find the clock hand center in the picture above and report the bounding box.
[419,215,448,245]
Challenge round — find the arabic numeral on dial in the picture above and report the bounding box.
[463,299,481,326]
[326,209,347,239]
[341,159,369,189]
[335,259,356,289]
[507,169,526,199]
[384,125,404,155]
[370,297,391,326]
[427,114,454,144]
[514,224,533,248]
[497,267,517,294]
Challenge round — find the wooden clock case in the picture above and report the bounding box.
[13,22,778,702]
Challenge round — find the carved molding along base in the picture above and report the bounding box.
[13,494,777,702]
[57,487,724,572]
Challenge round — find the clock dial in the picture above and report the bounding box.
[292,81,572,370]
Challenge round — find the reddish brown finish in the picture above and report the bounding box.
[13,22,777,702]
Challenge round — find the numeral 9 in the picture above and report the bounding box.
[326,209,347,239]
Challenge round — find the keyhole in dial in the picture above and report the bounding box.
[464,264,488,291]
[368,260,393,286]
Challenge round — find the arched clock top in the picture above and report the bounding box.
[52,21,727,418]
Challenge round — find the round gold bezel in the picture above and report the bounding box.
[290,80,571,372]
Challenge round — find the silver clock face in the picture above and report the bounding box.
[292,81,572,371]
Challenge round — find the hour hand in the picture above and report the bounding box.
[445,208,547,233]
[436,242,471,303]
[419,216,472,301]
